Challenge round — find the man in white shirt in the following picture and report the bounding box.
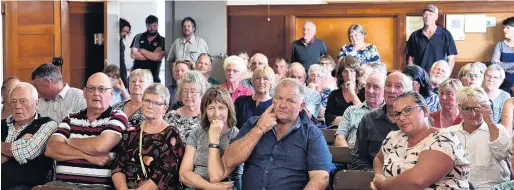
[31,63,86,122]
[447,86,511,190]
[167,17,209,63]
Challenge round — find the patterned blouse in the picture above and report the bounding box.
[338,43,380,64]
[112,124,185,190]
[320,88,332,108]
[163,110,200,141]
[381,130,470,189]
[113,100,145,127]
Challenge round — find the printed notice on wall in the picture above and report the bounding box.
[464,14,487,33]
[406,16,424,41]
[446,14,465,40]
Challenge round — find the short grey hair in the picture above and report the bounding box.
[250,53,269,65]
[10,82,39,101]
[143,83,170,106]
[175,70,210,102]
[456,86,490,105]
[368,62,388,76]
[304,21,316,31]
[308,64,325,76]
[457,62,486,79]
[387,71,413,93]
[129,69,154,85]
[348,24,367,40]
[274,78,305,103]
[485,64,506,80]
[223,55,246,73]
[439,79,463,92]
[31,63,63,82]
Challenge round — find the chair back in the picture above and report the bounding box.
[321,128,336,145]
[329,146,353,165]
[333,170,374,190]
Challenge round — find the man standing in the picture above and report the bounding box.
[119,18,131,89]
[405,4,457,73]
[131,15,165,83]
[45,73,128,189]
[168,17,209,63]
[31,63,87,123]
[429,60,451,93]
[334,72,386,148]
[195,53,220,85]
[2,82,58,189]
[351,71,412,170]
[241,53,268,89]
[223,78,332,189]
[291,21,328,72]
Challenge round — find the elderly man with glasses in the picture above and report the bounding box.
[44,73,129,189]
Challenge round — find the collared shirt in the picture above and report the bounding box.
[37,84,86,123]
[336,101,384,148]
[446,122,511,190]
[130,32,166,83]
[351,105,399,170]
[291,38,328,72]
[404,26,458,72]
[234,111,333,189]
[4,113,58,164]
[53,107,128,186]
[220,82,253,102]
[167,34,209,62]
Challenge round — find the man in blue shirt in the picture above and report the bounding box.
[291,21,328,72]
[223,78,332,190]
[405,4,457,73]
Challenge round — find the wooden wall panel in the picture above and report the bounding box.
[16,1,54,25]
[228,16,286,61]
[296,17,396,71]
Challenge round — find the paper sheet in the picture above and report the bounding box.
[446,14,465,40]
[406,16,424,41]
[464,14,487,33]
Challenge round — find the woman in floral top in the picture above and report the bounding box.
[112,83,185,190]
[112,69,153,127]
[371,92,469,190]
[164,70,209,140]
[337,24,381,64]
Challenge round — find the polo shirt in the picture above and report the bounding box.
[291,38,328,72]
[167,34,209,63]
[234,111,333,190]
[52,107,128,187]
[351,105,399,170]
[404,26,458,72]
[130,32,165,83]
[38,84,87,123]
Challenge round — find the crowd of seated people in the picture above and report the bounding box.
[1,5,514,190]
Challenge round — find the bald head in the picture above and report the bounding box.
[288,62,307,83]
[250,53,269,72]
[84,72,114,111]
[87,72,113,88]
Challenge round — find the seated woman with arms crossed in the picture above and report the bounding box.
[372,91,470,190]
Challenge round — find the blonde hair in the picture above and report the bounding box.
[456,86,490,105]
[252,66,276,92]
[129,69,153,84]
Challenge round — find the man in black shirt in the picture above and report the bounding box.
[130,15,165,83]
[119,18,131,89]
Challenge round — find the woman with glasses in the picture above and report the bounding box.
[482,64,511,124]
[317,55,337,90]
[104,65,130,106]
[447,86,511,190]
[371,91,470,190]
[457,62,487,87]
[234,66,274,129]
[113,69,153,127]
[221,55,253,102]
[164,70,209,140]
[112,83,185,190]
[179,86,242,190]
[308,64,332,126]
[429,79,463,128]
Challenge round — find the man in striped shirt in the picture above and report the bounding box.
[45,73,128,189]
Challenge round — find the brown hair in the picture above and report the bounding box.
[200,86,237,129]
[104,64,120,78]
[173,60,195,70]
[333,55,365,91]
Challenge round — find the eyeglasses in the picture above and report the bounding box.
[181,90,199,96]
[464,73,481,79]
[85,86,112,93]
[391,105,424,120]
[142,99,166,107]
[484,74,501,81]
[459,106,478,113]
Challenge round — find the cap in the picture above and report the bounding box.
[423,4,439,14]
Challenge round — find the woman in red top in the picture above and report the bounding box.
[430,79,463,128]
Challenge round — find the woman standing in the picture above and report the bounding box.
[164,70,209,140]
[112,83,185,190]
[337,24,381,64]
[113,69,153,127]
[429,79,463,128]
[179,86,241,190]
[491,16,514,96]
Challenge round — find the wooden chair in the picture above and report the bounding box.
[32,186,77,190]
[333,170,374,190]
[321,128,336,145]
[329,146,353,165]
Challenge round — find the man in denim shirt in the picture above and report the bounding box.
[223,78,332,190]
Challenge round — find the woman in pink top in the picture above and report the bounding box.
[430,79,463,128]
[220,55,253,102]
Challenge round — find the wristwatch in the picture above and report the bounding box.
[208,143,221,149]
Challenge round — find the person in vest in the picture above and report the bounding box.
[1,82,58,190]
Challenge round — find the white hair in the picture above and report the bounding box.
[431,60,451,77]
[308,64,325,76]
[274,78,305,103]
[457,86,490,105]
[485,64,506,80]
[223,55,246,73]
[387,71,413,93]
[9,82,39,101]
[304,21,316,31]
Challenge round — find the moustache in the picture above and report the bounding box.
[147,30,158,36]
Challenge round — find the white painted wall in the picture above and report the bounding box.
[106,1,120,68]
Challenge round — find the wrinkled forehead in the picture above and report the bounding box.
[10,87,33,99]
[87,75,112,88]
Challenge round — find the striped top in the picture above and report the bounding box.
[52,107,128,186]
[491,40,514,74]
